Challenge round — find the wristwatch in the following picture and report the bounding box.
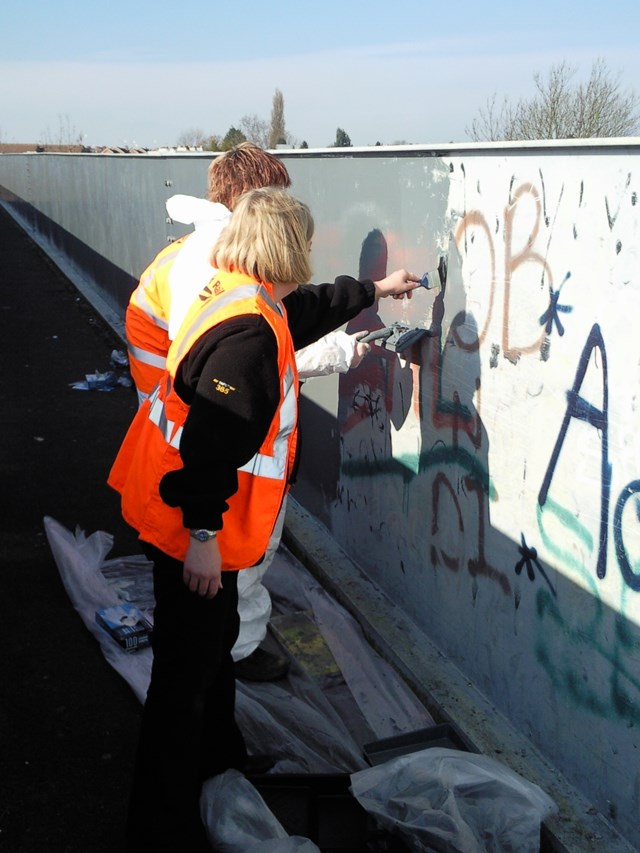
[189,528,218,542]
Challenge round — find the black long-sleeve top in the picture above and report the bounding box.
[159,276,376,530]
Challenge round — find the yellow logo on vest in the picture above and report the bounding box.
[199,277,225,302]
[212,378,236,395]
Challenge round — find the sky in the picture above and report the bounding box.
[2,0,640,149]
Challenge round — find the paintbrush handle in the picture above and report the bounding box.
[357,328,394,343]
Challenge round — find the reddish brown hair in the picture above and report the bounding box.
[207,142,291,209]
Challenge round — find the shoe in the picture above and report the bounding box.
[242,753,277,775]
[234,646,290,682]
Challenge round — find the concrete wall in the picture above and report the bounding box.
[2,143,639,847]
[291,145,640,849]
[0,152,210,328]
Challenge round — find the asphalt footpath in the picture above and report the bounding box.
[0,203,144,853]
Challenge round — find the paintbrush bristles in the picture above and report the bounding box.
[420,268,441,289]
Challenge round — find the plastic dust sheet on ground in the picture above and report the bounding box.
[200,769,322,852]
[351,749,557,853]
[42,515,431,759]
[43,516,556,852]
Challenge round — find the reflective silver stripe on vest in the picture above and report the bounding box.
[127,343,167,370]
[170,283,279,367]
[152,283,288,458]
[131,246,182,328]
[238,364,296,480]
[147,379,183,449]
[132,291,169,329]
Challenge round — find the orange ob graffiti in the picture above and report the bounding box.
[429,180,559,595]
[453,181,552,364]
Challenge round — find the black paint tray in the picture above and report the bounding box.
[358,323,432,353]
[248,772,410,852]
[363,722,472,766]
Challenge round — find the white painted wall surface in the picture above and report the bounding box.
[1,142,639,845]
[299,149,640,845]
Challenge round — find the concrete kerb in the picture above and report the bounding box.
[282,495,637,853]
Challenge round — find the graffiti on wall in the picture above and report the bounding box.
[336,162,640,730]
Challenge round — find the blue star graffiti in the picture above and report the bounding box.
[539,271,573,336]
[515,533,557,595]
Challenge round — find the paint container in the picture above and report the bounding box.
[363,722,474,766]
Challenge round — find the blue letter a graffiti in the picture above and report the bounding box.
[539,324,611,579]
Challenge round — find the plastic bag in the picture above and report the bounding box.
[350,748,557,853]
[43,516,153,704]
[200,769,321,852]
[100,554,155,612]
[236,680,366,774]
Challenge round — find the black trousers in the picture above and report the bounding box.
[125,543,246,852]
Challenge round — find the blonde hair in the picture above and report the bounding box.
[212,187,314,286]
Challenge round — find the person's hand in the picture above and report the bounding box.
[373,269,421,300]
[183,537,222,598]
[349,332,371,368]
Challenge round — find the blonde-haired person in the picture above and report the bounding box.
[127,141,411,401]
[125,141,415,682]
[125,142,291,404]
[110,186,419,851]
[212,184,313,285]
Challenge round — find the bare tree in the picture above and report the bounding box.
[468,59,640,141]
[467,93,511,142]
[176,128,207,147]
[239,114,270,148]
[40,113,84,146]
[268,89,286,148]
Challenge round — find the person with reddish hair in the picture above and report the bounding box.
[206,140,291,210]
[126,142,292,404]
[110,186,420,850]
[124,142,413,683]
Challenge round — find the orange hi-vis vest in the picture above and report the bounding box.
[125,236,189,405]
[108,270,299,570]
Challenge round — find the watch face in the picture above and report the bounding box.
[191,529,216,542]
